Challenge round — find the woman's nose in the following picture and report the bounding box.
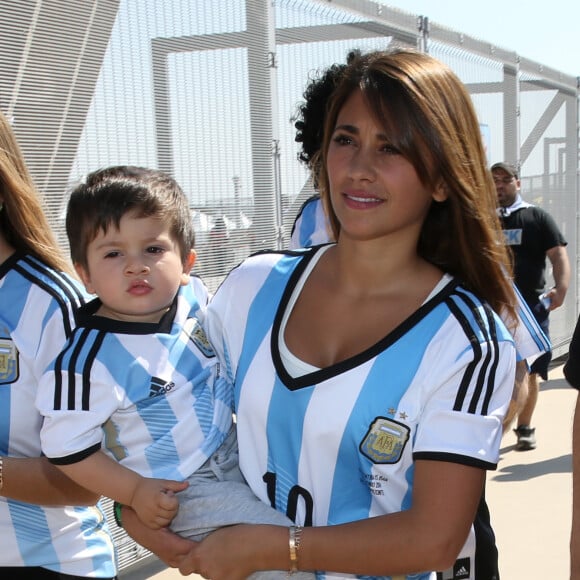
[348,148,376,181]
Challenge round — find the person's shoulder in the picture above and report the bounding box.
[291,194,322,229]
[187,274,211,307]
[521,204,553,221]
[3,254,89,323]
[299,193,322,212]
[448,280,512,333]
[244,247,311,269]
[524,205,565,234]
[220,247,312,287]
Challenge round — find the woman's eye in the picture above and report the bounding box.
[381,143,401,155]
[332,134,353,146]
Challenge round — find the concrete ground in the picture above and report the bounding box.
[120,359,575,580]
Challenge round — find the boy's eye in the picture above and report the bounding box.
[104,251,120,258]
[147,246,165,254]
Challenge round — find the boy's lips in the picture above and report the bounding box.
[128,280,152,295]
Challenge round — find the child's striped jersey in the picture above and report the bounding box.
[38,279,232,481]
[203,246,516,580]
[0,253,116,575]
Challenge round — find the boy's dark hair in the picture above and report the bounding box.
[66,165,195,269]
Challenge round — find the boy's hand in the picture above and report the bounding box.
[130,478,188,529]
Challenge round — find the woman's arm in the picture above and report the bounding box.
[1,455,100,505]
[178,460,484,579]
[122,505,199,568]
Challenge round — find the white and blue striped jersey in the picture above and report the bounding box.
[289,194,549,365]
[289,194,332,249]
[0,253,116,576]
[203,246,516,580]
[38,280,232,481]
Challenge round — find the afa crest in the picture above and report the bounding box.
[0,338,19,384]
[184,318,215,358]
[359,417,410,464]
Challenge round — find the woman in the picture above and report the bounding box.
[126,49,518,580]
[0,109,116,578]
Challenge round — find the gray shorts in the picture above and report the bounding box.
[170,427,314,579]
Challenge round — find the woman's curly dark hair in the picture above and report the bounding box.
[294,50,361,168]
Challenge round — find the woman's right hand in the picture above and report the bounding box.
[121,505,198,568]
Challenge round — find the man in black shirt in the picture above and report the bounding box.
[493,161,570,450]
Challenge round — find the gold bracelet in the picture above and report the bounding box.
[288,525,303,574]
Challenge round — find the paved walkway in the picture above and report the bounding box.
[120,359,575,580]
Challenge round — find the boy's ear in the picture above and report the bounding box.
[180,250,196,285]
[74,262,95,294]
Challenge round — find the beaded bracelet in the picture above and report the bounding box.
[0,456,3,492]
[289,525,303,574]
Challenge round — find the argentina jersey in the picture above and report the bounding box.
[37,282,233,481]
[203,246,516,580]
[289,196,548,365]
[289,194,333,249]
[511,283,550,363]
[0,253,115,576]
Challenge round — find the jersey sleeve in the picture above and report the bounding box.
[510,282,551,364]
[37,341,122,464]
[413,309,516,469]
[23,275,85,383]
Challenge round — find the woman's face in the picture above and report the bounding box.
[326,90,446,244]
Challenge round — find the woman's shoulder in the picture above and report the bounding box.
[444,281,514,343]
[212,247,317,305]
[232,247,314,277]
[1,253,88,306]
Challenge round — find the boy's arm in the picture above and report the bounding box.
[54,451,187,529]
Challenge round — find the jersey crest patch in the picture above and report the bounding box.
[359,416,410,464]
[0,338,19,384]
[183,318,215,358]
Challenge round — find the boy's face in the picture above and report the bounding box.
[75,211,195,323]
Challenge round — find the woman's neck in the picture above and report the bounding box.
[328,238,440,300]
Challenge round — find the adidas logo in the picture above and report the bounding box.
[436,557,471,580]
[148,376,175,397]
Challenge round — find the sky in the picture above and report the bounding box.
[383,0,579,78]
